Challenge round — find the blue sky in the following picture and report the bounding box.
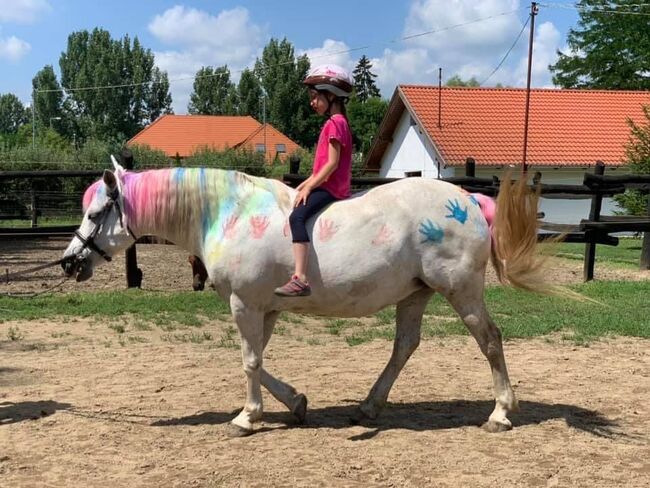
[0,1,579,113]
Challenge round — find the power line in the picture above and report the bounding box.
[35,7,526,95]
[480,15,531,86]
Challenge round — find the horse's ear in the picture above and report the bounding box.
[103,170,117,191]
[110,154,125,174]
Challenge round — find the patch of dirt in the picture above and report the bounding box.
[1,237,649,487]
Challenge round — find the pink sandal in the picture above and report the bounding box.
[274,275,312,297]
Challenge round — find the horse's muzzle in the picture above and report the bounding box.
[61,255,93,282]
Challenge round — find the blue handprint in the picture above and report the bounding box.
[419,219,444,244]
[469,194,480,206]
[445,198,468,224]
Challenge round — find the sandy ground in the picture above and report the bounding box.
[1,238,650,487]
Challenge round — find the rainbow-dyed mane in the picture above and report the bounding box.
[65,161,548,437]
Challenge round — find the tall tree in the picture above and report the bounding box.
[549,1,650,89]
[237,68,263,118]
[188,65,238,115]
[347,96,388,156]
[254,38,316,146]
[59,28,173,142]
[0,93,28,134]
[445,75,480,87]
[352,55,380,102]
[614,106,650,215]
[32,65,64,135]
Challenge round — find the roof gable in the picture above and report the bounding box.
[366,86,650,168]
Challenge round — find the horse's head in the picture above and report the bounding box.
[62,158,134,281]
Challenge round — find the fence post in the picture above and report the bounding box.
[583,161,605,281]
[289,155,301,174]
[122,149,142,288]
[465,157,476,177]
[641,192,650,270]
[30,181,38,228]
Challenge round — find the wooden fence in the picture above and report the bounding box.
[1,160,649,285]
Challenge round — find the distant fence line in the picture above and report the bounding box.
[0,159,649,284]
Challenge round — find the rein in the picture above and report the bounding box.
[2,186,135,298]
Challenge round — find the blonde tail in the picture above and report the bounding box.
[491,172,549,293]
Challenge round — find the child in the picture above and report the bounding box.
[274,64,354,297]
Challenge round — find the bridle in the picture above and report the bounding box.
[73,187,136,263]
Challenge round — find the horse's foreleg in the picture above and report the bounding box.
[229,294,265,436]
[260,311,307,423]
[445,281,518,432]
[355,287,434,422]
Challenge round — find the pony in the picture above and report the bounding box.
[62,158,548,436]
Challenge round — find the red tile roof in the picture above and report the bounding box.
[127,114,301,161]
[366,86,650,168]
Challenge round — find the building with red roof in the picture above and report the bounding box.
[366,86,650,222]
[127,114,301,162]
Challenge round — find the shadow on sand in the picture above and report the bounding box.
[150,399,624,441]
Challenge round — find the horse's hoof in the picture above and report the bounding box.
[482,420,512,433]
[291,394,307,424]
[225,423,254,438]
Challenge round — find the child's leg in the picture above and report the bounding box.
[292,242,310,282]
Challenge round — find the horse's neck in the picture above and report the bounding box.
[125,168,290,254]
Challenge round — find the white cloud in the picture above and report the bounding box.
[0,0,50,24]
[149,6,265,113]
[514,21,562,87]
[367,0,563,92]
[300,39,354,73]
[0,35,30,61]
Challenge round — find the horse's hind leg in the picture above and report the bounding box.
[444,280,518,432]
[355,287,434,422]
[259,311,307,422]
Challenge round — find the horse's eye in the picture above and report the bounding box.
[88,211,100,222]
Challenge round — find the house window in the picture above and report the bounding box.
[275,143,286,153]
[255,144,266,153]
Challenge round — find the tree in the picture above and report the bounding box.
[237,68,263,118]
[446,75,480,87]
[614,106,650,215]
[347,96,389,156]
[352,55,380,102]
[32,66,63,136]
[254,38,317,146]
[549,1,650,89]
[188,65,238,115]
[59,28,173,142]
[0,93,28,134]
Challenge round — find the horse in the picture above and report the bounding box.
[62,158,548,436]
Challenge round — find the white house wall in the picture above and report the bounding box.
[378,111,453,178]
[473,167,623,224]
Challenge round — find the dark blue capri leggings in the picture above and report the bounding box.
[289,187,338,243]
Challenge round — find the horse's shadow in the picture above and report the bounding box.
[0,400,72,425]
[151,399,624,441]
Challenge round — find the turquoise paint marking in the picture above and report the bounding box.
[445,199,468,224]
[419,219,444,244]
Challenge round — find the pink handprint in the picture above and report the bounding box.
[222,215,238,239]
[318,218,338,242]
[250,215,270,239]
[372,224,393,245]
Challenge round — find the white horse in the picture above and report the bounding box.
[62,159,548,436]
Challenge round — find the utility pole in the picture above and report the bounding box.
[31,88,36,149]
[522,1,538,175]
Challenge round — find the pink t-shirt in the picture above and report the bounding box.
[312,114,353,199]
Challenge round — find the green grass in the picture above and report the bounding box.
[547,238,645,269]
[1,281,649,346]
[0,289,230,327]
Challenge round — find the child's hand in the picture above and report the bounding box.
[294,186,312,207]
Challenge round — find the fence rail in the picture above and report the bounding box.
[0,160,649,284]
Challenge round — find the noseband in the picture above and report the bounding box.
[74,188,136,262]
